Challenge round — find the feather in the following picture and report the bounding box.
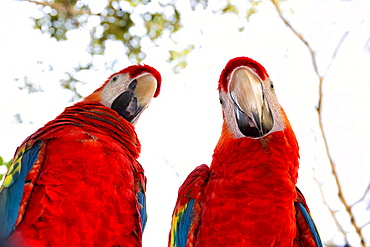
[169,164,209,247]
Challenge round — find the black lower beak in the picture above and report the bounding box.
[233,100,273,138]
[111,80,142,123]
[234,105,261,137]
[111,91,141,122]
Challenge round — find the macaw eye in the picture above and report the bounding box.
[110,75,119,84]
[270,82,274,91]
[219,98,225,108]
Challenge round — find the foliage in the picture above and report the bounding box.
[21,0,262,97]
[60,63,93,101]
[0,157,12,182]
[28,0,186,63]
[17,76,44,94]
[27,0,261,64]
[168,45,195,73]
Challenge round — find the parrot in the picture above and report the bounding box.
[169,57,322,247]
[0,64,161,247]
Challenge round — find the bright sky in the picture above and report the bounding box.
[1,0,370,246]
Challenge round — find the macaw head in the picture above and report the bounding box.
[84,64,161,124]
[218,57,286,139]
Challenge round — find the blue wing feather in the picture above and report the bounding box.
[137,189,147,230]
[298,202,323,247]
[175,199,195,247]
[170,164,210,247]
[0,141,42,240]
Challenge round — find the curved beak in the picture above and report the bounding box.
[111,74,157,124]
[229,67,273,137]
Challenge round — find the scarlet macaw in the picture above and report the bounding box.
[0,64,161,247]
[169,57,322,246]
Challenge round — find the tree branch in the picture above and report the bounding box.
[323,31,349,78]
[313,175,350,244]
[20,0,99,17]
[351,183,370,207]
[270,1,366,246]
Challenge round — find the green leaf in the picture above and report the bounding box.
[0,157,12,181]
[17,76,43,94]
[246,0,262,20]
[190,0,208,10]
[222,3,239,15]
[143,7,182,41]
[168,45,195,73]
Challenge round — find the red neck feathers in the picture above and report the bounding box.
[211,109,299,184]
[25,101,141,159]
[196,114,300,246]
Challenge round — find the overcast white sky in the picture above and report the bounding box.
[1,0,370,246]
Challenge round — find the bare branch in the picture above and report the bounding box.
[270,1,366,246]
[20,0,99,16]
[323,31,349,78]
[362,220,370,229]
[313,175,350,244]
[271,0,320,77]
[351,183,370,207]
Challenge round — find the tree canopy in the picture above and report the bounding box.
[28,0,261,69]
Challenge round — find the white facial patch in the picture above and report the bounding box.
[100,73,131,108]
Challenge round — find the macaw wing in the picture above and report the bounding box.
[295,187,323,247]
[0,140,44,240]
[169,164,210,247]
[137,187,147,230]
[134,167,147,231]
